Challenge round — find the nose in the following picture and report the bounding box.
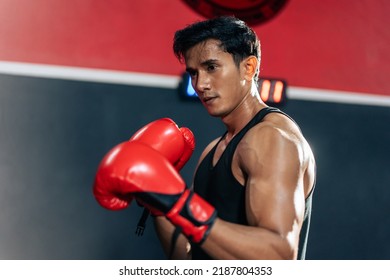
[193,72,210,94]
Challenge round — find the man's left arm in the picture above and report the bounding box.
[198,125,306,259]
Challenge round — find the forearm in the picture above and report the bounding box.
[153,216,191,259]
[200,218,295,260]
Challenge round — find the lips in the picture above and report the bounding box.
[202,96,216,103]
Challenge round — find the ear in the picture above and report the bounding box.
[243,56,258,81]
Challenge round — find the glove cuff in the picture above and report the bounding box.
[166,189,217,244]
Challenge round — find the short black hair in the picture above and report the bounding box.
[173,16,261,81]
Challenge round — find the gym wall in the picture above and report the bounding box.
[0,0,389,259]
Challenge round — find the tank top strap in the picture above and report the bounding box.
[227,106,283,149]
[209,107,289,167]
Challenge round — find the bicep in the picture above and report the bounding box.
[240,128,305,244]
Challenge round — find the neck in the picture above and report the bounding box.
[221,84,267,139]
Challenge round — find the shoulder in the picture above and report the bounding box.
[241,112,301,148]
[236,111,310,174]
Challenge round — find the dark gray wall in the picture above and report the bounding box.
[283,101,390,260]
[0,74,389,259]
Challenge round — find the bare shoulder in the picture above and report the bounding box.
[239,112,313,161]
[236,111,315,195]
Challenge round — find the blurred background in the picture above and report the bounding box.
[0,0,389,259]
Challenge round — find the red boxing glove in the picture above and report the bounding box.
[129,118,195,171]
[93,141,216,244]
[95,118,195,211]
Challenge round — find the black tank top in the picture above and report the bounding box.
[191,107,315,260]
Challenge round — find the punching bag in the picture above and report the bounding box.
[182,0,289,26]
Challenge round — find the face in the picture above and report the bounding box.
[184,39,251,118]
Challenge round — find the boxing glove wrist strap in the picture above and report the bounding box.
[166,189,217,244]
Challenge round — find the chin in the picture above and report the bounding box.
[207,110,225,118]
[204,105,227,118]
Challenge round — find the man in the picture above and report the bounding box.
[153,16,316,260]
[93,16,316,260]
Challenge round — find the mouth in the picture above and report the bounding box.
[202,96,216,104]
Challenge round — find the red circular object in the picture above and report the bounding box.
[182,0,289,26]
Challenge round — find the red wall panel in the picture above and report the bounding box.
[0,0,389,96]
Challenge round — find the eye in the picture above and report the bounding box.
[187,70,197,78]
[207,64,217,72]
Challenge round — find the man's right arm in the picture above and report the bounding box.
[153,216,191,259]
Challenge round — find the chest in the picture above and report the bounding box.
[193,145,248,225]
[212,138,246,186]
